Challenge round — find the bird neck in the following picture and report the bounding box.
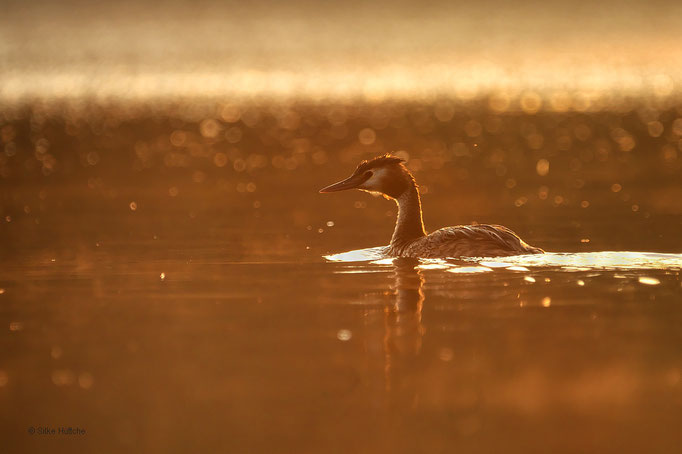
[391,183,426,248]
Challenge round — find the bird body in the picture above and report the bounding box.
[388,224,543,258]
[320,154,544,258]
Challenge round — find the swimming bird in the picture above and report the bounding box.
[319,154,544,258]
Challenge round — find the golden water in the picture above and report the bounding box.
[2,100,682,453]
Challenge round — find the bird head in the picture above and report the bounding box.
[319,154,413,199]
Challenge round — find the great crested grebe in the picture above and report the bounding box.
[320,154,544,258]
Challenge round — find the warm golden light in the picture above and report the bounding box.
[2,2,682,107]
[2,2,682,453]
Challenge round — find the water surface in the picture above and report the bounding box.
[1,104,682,453]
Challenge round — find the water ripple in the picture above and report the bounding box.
[325,248,682,272]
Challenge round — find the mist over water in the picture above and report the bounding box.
[2,0,682,103]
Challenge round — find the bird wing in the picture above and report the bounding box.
[405,224,542,258]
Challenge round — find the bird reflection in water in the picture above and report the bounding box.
[386,258,425,356]
[381,258,426,414]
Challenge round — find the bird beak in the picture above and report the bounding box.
[319,173,368,193]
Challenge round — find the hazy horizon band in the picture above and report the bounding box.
[2,0,682,106]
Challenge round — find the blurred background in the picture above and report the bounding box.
[1,1,682,453]
[3,0,682,102]
[1,0,681,258]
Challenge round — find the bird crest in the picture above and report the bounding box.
[354,154,405,175]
